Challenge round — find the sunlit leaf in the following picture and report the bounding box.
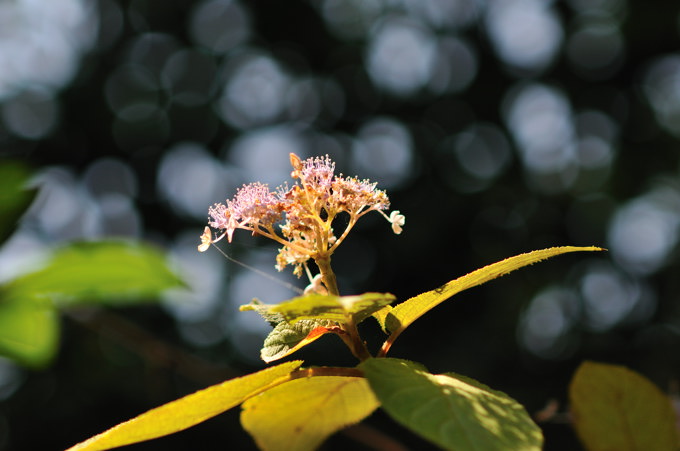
[269,292,396,325]
[240,298,285,326]
[360,358,543,451]
[241,376,379,451]
[66,361,303,451]
[371,305,392,333]
[260,320,337,363]
[570,361,679,451]
[0,293,59,368]
[244,294,388,363]
[0,160,37,244]
[6,241,184,308]
[382,246,603,353]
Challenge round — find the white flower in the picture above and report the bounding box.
[388,210,405,234]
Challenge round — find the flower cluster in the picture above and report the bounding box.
[199,153,405,289]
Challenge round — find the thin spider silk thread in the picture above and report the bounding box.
[211,243,304,295]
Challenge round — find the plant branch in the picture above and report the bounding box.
[343,319,372,361]
[65,308,238,385]
[342,423,412,451]
[377,332,399,358]
[328,215,357,254]
[289,366,364,379]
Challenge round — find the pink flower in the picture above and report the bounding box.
[300,155,335,193]
[208,183,283,242]
[331,176,390,215]
[200,153,404,279]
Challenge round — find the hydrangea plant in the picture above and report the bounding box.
[68,153,604,451]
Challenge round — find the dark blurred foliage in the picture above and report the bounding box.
[1,0,680,449]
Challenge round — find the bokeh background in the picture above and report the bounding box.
[1,0,680,449]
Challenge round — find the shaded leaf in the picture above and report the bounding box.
[241,376,379,451]
[0,292,59,367]
[6,241,184,308]
[570,361,679,451]
[261,319,336,363]
[383,246,603,352]
[0,160,37,244]
[66,361,303,451]
[269,292,396,325]
[360,358,543,451]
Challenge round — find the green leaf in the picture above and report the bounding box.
[0,292,59,367]
[269,292,396,325]
[66,360,303,451]
[383,246,603,352]
[241,376,379,451]
[570,361,679,451]
[260,320,337,363]
[0,160,37,244]
[244,293,392,363]
[360,358,543,451]
[6,240,184,308]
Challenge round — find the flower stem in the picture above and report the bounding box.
[315,255,339,296]
[314,255,372,361]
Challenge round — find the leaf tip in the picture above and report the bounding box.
[239,298,263,312]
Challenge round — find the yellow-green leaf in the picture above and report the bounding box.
[66,361,303,451]
[243,292,396,326]
[240,298,285,326]
[7,240,184,308]
[245,293,387,363]
[261,320,336,363]
[0,294,59,368]
[360,358,543,451]
[372,305,393,333]
[570,361,679,451]
[272,292,396,325]
[382,246,603,353]
[241,376,379,451]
